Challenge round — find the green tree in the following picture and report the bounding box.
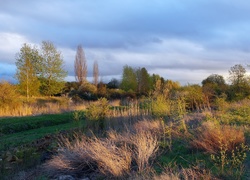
[120,65,137,92]
[15,43,41,99]
[228,64,250,100]
[202,74,226,86]
[39,41,67,96]
[229,64,247,86]
[151,74,165,91]
[202,74,227,103]
[136,67,151,95]
[107,78,120,89]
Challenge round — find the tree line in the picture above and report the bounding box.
[7,41,250,107]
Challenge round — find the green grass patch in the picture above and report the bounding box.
[0,121,84,152]
[156,139,212,173]
[0,112,74,135]
[0,112,86,151]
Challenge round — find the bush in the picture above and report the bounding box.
[191,121,245,154]
[191,122,249,178]
[85,98,110,121]
[0,81,22,111]
[85,98,110,131]
[77,81,98,100]
[151,95,170,118]
[107,89,125,99]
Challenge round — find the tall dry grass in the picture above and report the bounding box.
[94,100,154,132]
[0,97,87,117]
[45,120,159,178]
[108,129,159,172]
[46,135,131,178]
[131,130,159,172]
[152,167,215,180]
[191,121,245,154]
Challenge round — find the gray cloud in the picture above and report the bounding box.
[0,0,250,84]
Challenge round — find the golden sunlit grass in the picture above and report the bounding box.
[152,167,214,180]
[44,120,159,178]
[108,129,159,172]
[191,121,245,154]
[0,97,87,117]
[46,135,132,177]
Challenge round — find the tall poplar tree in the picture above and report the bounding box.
[136,67,151,95]
[93,60,99,86]
[15,43,41,100]
[74,45,87,84]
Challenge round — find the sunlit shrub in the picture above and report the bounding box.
[191,121,248,178]
[191,121,245,154]
[0,81,22,111]
[85,98,110,121]
[85,98,110,131]
[151,95,170,118]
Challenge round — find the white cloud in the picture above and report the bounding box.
[0,32,31,63]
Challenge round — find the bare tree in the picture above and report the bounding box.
[93,60,99,86]
[74,45,87,84]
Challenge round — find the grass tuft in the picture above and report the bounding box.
[191,121,245,154]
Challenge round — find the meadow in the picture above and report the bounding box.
[0,96,249,180]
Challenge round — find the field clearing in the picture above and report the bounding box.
[0,99,250,179]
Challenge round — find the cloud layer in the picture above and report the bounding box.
[1,0,250,84]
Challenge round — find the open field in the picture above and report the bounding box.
[0,98,250,180]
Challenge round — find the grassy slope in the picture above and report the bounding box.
[0,113,72,134]
[0,112,84,151]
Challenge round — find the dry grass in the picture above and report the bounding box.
[152,167,215,180]
[0,97,87,117]
[45,135,131,178]
[133,119,163,135]
[133,131,159,172]
[109,99,121,106]
[191,121,245,154]
[88,137,132,176]
[45,120,159,178]
[180,168,215,180]
[107,127,159,172]
[104,103,153,132]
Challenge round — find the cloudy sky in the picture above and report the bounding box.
[1,0,250,84]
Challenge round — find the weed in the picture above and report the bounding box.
[72,110,84,122]
[211,143,250,178]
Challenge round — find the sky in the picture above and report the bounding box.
[0,0,250,85]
